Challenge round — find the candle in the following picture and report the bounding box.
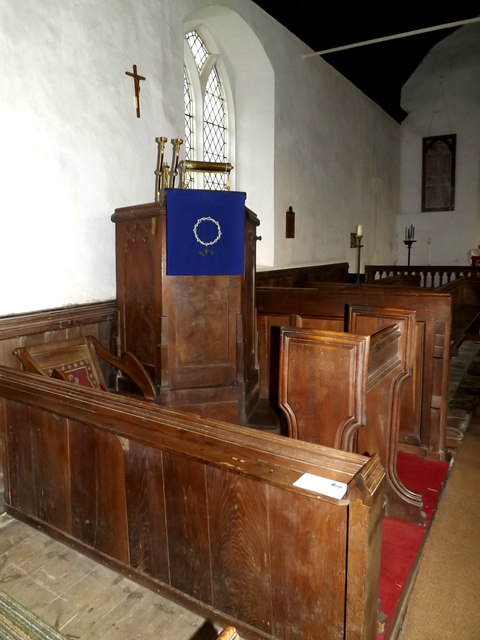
[405,225,415,240]
[356,224,363,236]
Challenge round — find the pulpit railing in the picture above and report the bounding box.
[365,265,480,288]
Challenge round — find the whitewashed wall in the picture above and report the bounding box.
[398,23,480,266]
[0,0,400,315]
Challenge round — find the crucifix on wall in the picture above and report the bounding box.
[125,64,146,118]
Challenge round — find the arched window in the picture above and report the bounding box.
[184,29,230,190]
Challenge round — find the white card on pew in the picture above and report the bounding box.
[293,473,347,499]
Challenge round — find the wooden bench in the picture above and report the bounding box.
[278,307,425,524]
[0,365,385,640]
[257,284,452,461]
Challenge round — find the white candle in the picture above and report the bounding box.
[356,224,363,236]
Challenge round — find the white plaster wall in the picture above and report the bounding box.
[398,23,480,266]
[0,0,400,314]
[0,0,185,314]
[262,31,400,270]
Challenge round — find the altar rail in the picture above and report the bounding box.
[365,265,480,288]
[0,366,384,640]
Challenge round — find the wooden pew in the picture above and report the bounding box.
[278,307,425,525]
[257,284,452,461]
[0,365,385,640]
[256,262,349,287]
[435,276,480,354]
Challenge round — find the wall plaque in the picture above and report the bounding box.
[421,134,456,212]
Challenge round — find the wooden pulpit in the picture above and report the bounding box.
[111,192,260,425]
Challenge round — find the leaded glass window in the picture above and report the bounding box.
[183,65,195,189]
[184,30,229,190]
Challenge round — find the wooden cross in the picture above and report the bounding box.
[125,64,146,118]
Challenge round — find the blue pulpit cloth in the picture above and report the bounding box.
[166,189,246,276]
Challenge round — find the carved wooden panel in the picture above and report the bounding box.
[279,329,368,449]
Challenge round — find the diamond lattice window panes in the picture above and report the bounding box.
[184,29,230,190]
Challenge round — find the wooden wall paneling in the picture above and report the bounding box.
[69,420,129,563]
[3,401,37,518]
[278,329,368,448]
[242,209,261,418]
[256,313,290,401]
[114,213,163,378]
[3,401,71,531]
[398,321,426,452]
[429,320,451,456]
[291,313,346,331]
[163,451,212,604]
[269,486,348,639]
[208,467,272,634]
[31,408,71,531]
[123,440,169,581]
[167,276,240,388]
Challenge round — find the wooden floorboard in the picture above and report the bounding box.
[0,515,209,639]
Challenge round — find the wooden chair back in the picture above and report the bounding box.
[14,335,156,400]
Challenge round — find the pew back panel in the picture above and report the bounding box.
[435,277,480,354]
[256,263,349,287]
[257,285,452,460]
[278,316,424,524]
[279,329,368,449]
[0,367,385,640]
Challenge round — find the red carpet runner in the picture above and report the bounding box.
[376,451,450,638]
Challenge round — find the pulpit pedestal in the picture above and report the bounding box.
[112,198,260,426]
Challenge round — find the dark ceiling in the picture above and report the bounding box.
[251,3,479,122]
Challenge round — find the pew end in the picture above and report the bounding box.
[278,309,426,525]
